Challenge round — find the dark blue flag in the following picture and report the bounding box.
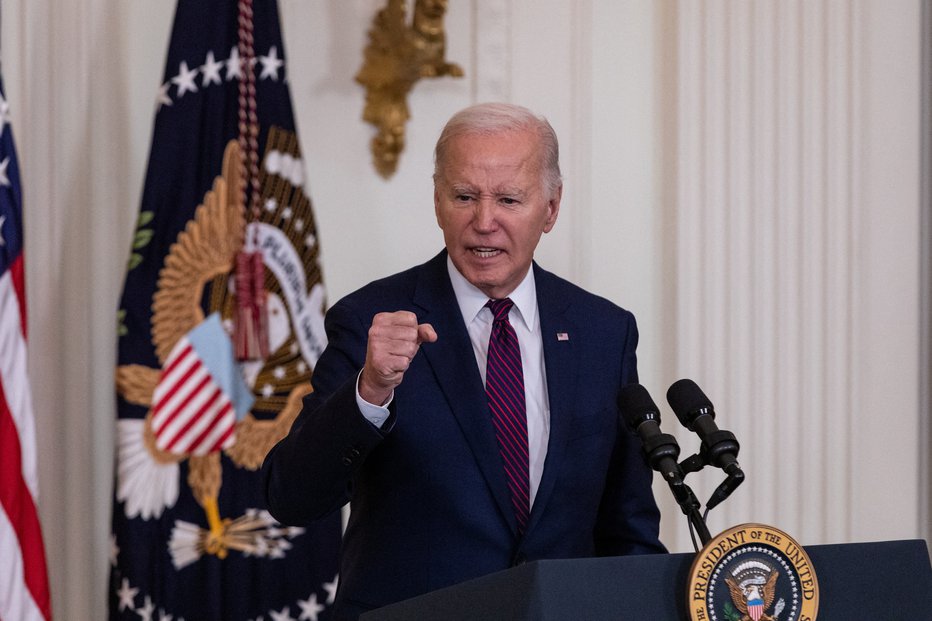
[110,2,340,620]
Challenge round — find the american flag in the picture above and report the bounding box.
[0,76,52,620]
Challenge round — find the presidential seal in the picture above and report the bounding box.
[688,523,819,621]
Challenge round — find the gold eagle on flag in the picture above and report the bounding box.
[115,134,324,563]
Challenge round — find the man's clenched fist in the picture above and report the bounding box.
[358,311,437,406]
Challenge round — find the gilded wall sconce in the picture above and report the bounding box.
[356,0,464,178]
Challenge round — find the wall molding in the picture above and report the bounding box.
[472,0,511,102]
[920,0,932,550]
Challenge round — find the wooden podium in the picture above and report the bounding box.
[361,539,932,620]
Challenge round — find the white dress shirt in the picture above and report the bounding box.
[356,257,551,508]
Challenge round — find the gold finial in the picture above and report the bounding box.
[356,0,463,178]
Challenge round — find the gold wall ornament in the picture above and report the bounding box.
[356,0,463,178]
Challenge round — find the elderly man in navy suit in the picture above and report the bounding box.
[263,102,666,619]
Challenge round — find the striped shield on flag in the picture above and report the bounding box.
[151,313,254,456]
[747,597,765,621]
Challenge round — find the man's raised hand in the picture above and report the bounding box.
[359,311,437,406]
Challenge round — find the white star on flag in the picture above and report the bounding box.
[0,93,9,136]
[323,575,339,604]
[200,51,224,86]
[171,61,199,97]
[109,533,119,567]
[155,82,173,112]
[270,606,296,621]
[297,593,325,621]
[138,596,156,621]
[226,46,243,81]
[116,578,139,612]
[259,46,284,81]
[0,156,10,187]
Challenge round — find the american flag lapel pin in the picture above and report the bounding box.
[556,332,569,341]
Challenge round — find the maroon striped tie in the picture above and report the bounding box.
[485,298,530,533]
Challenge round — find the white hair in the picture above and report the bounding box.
[433,102,562,197]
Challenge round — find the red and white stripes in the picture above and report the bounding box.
[0,256,52,621]
[150,340,237,456]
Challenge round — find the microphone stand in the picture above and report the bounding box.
[642,432,712,546]
[678,430,745,513]
[664,470,712,547]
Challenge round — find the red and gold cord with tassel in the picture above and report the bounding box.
[234,250,269,360]
[233,0,269,361]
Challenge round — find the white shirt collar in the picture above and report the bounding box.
[446,255,538,332]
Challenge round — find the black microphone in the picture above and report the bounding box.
[666,379,744,510]
[617,383,683,484]
[618,383,711,545]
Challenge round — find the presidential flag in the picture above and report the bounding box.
[0,73,53,620]
[110,1,340,619]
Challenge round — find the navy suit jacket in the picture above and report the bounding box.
[263,251,665,619]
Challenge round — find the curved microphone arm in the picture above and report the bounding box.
[640,431,711,545]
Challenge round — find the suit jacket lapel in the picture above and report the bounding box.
[413,252,520,533]
[525,264,580,535]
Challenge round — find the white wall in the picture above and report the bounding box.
[2,1,925,619]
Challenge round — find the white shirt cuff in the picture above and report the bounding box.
[355,370,392,428]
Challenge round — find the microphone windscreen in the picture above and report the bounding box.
[666,378,714,427]
[617,383,661,429]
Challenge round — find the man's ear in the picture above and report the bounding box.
[543,184,562,233]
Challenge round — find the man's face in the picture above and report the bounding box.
[434,129,561,300]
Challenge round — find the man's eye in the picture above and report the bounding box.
[454,194,473,202]
[500,197,518,206]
